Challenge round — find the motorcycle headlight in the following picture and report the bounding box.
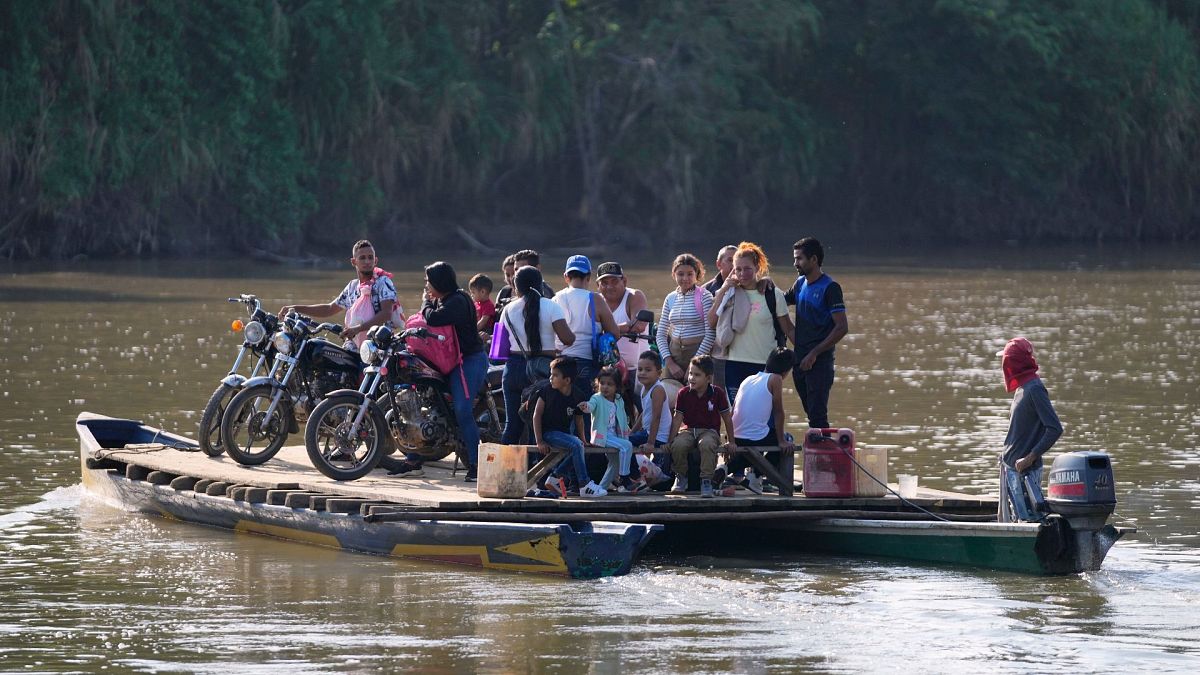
[359,339,381,365]
[243,320,266,346]
[272,332,292,355]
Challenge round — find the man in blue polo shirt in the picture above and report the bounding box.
[786,237,848,429]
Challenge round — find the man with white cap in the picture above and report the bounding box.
[997,337,1063,522]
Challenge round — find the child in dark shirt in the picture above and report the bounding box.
[533,357,608,497]
[667,355,736,498]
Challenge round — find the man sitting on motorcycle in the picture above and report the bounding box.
[280,239,404,346]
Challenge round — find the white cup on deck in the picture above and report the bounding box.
[898,474,919,499]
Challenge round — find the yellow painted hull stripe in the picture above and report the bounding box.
[392,534,568,575]
[234,520,343,548]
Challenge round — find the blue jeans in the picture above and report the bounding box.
[723,359,763,407]
[1000,464,1045,522]
[543,430,589,484]
[411,350,487,466]
[501,354,530,444]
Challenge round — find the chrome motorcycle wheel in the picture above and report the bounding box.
[220,384,289,465]
[305,394,385,481]
[199,383,236,456]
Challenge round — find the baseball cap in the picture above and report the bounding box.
[595,261,623,279]
[564,254,592,274]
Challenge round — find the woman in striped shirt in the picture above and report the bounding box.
[656,253,716,382]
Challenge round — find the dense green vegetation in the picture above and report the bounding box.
[2,0,1198,258]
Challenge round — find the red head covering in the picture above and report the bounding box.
[998,337,1039,393]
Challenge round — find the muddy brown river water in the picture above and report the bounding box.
[1,247,1197,672]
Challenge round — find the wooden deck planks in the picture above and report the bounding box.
[88,442,997,515]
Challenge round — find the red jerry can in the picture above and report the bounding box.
[802,427,856,497]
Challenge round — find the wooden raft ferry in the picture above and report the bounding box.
[76,413,1130,578]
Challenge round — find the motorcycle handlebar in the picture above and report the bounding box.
[228,295,263,317]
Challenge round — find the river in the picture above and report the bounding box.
[1,247,1197,672]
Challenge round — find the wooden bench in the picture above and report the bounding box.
[525,444,795,497]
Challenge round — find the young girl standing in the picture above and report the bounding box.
[587,367,641,492]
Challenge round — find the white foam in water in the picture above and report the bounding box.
[0,484,83,530]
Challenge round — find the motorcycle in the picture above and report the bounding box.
[304,324,498,481]
[198,295,281,456]
[219,312,362,465]
[383,352,505,462]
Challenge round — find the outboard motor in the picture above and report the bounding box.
[1046,451,1116,530]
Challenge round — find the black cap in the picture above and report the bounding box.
[595,261,623,279]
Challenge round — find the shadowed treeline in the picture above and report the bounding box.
[2,0,1198,259]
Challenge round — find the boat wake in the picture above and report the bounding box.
[0,484,83,530]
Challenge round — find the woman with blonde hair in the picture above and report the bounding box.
[707,242,795,403]
[656,253,716,383]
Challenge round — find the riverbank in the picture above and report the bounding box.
[4,239,1199,276]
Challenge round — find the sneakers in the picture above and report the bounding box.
[580,481,608,497]
[543,475,568,498]
[617,476,645,493]
[671,476,689,493]
[464,465,477,483]
[747,473,764,495]
[386,460,424,477]
[700,479,714,498]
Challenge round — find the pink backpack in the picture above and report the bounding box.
[404,312,468,390]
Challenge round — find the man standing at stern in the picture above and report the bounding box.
[786,237,847,429]
[997,337,1063,522]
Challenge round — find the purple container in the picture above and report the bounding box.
[488,319,510,361]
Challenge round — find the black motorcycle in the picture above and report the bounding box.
[198,295,280,456]
[304,324,498,481]
[219,312,362,465]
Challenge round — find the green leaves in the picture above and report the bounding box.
[0,0,1197,258]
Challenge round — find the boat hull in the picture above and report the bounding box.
[77,414,659,579]
[749,517,1126,574]
[76,412,1128,577]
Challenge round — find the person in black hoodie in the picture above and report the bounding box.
[389,261,488,482]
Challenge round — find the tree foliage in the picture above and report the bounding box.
[0,0,1197,258]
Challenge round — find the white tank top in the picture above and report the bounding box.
[640,380,672,444]
[610,289,643,369]
[553,286,595,360]
[732,370,773,441]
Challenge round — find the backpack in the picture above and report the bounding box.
[404,310,469,391]
[588,292,622,367]
[518,379,550,425]
[761,281,787,348]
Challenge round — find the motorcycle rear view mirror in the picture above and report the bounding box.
[635,309,654,323]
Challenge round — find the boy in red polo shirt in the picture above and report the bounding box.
[668,355,737,498]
